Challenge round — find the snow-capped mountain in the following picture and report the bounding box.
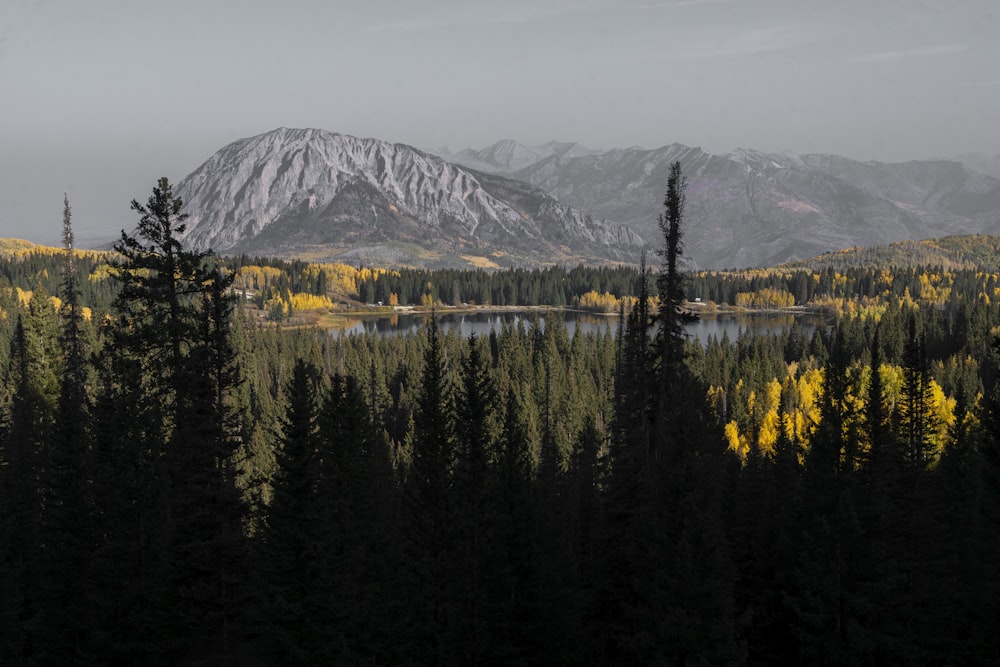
[174,128,643,267]
[447,140,1000,268]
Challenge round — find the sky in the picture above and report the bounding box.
[2,0,998,245]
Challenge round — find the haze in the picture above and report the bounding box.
[2,0,997,246]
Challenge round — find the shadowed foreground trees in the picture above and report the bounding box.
[3,172,1000,664]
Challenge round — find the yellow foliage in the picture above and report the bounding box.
[757,409,781,455]
[734,287,795,309]
[724,421,742,456]
[235,266,285,291]
[575,290,633,313]
[289,292,334,311]
[928,379,956,454]
[90,263,116,281]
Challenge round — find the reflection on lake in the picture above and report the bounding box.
[689,312,819,345]
[329,310,818,346]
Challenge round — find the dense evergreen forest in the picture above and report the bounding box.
[2,170,1000,665]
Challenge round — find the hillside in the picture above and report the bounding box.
[172,128,642,269]
[444,139,1000,269]
[779,234,1000,272]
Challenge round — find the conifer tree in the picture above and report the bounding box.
[160,269,249,660]
[37,194,97,661]
[452,334,498,663]
[316,371,399,663]
[404,313,460,661]
[94,178,250,661]
[261,359,323,662]
[488,386,538,662]
[791,329,871,663]
[656,161,698,385]
[600,162,739,664]
[0,316,46,662]
[899,313,937,469]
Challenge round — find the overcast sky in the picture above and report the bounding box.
[2,0,998,245]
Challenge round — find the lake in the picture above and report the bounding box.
[329,310,818,346]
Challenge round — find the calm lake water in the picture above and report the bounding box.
[329,310,818,347]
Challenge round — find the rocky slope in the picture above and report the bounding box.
[449,140,1000,268]
[174,128,643,267]
[172,129,1000,269]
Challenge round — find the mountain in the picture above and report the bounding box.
[173,128,643,268]
[437,139,604,174]
[444,140,1000,268]
[779,234,1000,272]
[173,129,1000,270]
[951,152,1000,179]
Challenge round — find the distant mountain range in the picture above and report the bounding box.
[950,152,1000,179]
[172,128,1000,269]
[442,140,1000,269]
[174,129,641,268]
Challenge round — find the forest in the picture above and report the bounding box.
[1,167,1000,665]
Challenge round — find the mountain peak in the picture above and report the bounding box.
[174,128,642,267]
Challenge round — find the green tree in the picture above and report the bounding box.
[37,194,98,662]
[0,317,46,662]
[261,359,327,664]
[404,314,460,661]
[93,177,251,662]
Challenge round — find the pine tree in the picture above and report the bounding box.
[791,329,871,664]
[261,359,324,663]
[452,335,498,663]
[315,371,400,663]
[110,177,218,418]
[600,162,739,664]
[655,161,698,386]
[0,317,46,662]
[93,178,251,662]
[37,194,97,662]
[898,313,937,469]
[404,313,460,661]
[160,269,249,661]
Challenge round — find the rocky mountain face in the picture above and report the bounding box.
[173,128,1000,270]
[174,128,643,268]
[453,140,1000,268]
[438,140,605,174]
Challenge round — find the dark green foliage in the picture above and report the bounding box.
[6,182,1000,665]
[599,163,740,665]
[260,359,330,662]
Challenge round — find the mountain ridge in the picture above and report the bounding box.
[442,138,1000,269]
[174,128,643,268]
[171,130,1000,269]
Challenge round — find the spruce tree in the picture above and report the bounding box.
[0,317,46,663]
[316,371,400,664]
[791,329,871,663]
[452,335,499,663]
[404,314,460,661]
[601,162,739,664]
[94,178,251,662]
[262,359,327,664]
[37,194,97,662]
[160,270,249,661]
